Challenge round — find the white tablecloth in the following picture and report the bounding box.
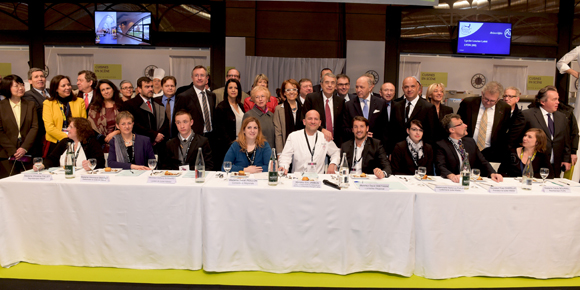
[0,170,203,270]
[414,178,580,279]
[202,175,416,276]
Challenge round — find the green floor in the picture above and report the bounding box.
[2,263,580,288]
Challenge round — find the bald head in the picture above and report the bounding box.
[380,82,396,102]
[402,77,419,101]
[303,109,322,135]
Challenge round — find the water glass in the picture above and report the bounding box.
[278,167,285,185]
[223,161,232,179]
[148,158,157,175]
[33,157,43,173]
[417,166,427,179]
[471,168,481,181]
[540,168,549,184]
[88,158,97,173]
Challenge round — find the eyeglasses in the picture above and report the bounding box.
[337,83,349,87]
[227,74,240,79]
[121,87,134,90]
[503,94,517,99]
[285,88,298,92]
[451,122,464,128]
[482,97,498,105]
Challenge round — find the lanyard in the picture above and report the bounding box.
[179,134,194,164]
[72,142,81,165]
[352,139,366,169]
[519,150,536,172]
[245,149,256,165]
[58,102,68,128]
[304,130,318,162]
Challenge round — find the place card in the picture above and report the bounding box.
[358,183,390,191]
[292,180,322,188]
[22,174,53,181]
[229,179,258,186]
[147,176,177,184]
[488,186,517,193]
[432,184,464,192]
[543,186,571,193]
[81,175,110,183]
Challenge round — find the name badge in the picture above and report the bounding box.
[147,176,177,184]
[23,173,53,181]
[543,186,571,193]
[229,179,258,186]
[359,183,390,191]
[292,180,322,188]
[81,175,110,183]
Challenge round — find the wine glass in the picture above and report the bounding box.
[471,168,481,181]
[417,166,427,180]
[540,168,549,184]
[278,167,286,185]
[148,158,157,175]
[223,161,232,180]
[88,158,97,174]
[33,157,43,173]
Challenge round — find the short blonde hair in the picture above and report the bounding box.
[426,83,446,101]
[252,74,269,88]
[251,85,270,98]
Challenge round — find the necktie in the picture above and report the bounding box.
[457,139,466,161]
[476,108,488,151]
[146,100,152,112]
[165,98,172,121]
[362,99,369,119]
[201,91,212,132]
[325,98,333,137]
[84,93,89,109]
[547,113,554,137]
[387,102,391,121]
[405,101,411,123]
[42,90,47,98]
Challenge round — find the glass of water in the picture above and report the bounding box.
[417,166,427,180]
[88,158,97,174]
[471,168,481,181]
[148,158,157,175]
[33,157,43,173]
[278,167,286,185]
[223,161,232,180]
[540,168,549,184]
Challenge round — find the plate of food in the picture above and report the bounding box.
[515,177,542,183]
[231,171,250,178]
[99,167,122,174]
[415,175,435,181]
[470,176,486,182]
[298,176,318,181]
[158,171,182,177]
[351,173,370,179]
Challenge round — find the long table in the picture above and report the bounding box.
[1,171,580,279]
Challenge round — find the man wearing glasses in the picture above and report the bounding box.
[436,114,503,183]
[336,74,353,102]
[503,86,521,118]
[212,68,250,106]
[457,81,511,162]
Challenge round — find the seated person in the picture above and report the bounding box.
[222,116,271,173]
[340,116,391,178]
[498,128,554,178]
[391,120,434,176]
[36,118,105,171]
[107,111,154,170]
[436,114,503,182]
[278,110,340,174]
[162,110,213,170]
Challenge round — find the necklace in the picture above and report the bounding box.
[123,134,134,146]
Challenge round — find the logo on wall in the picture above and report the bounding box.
[504,28,511,39]
[471,73,486,89]
[143,65,158,78]
[43,65,50,78]
[365,70,379,85]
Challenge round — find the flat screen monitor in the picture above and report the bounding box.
[457,21,512,55]
[95,11,151,46]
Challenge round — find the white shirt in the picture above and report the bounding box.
[279,129,340,174]
[33,87,49,98]
[140,95,153,111]
[194,87,213,133]
[352,139,366,173]
[557,46,580,74]
[59,142,87,168]
[322,92,334,129]
[404,96,420,119]
[153,91,164,98]
[472,103,494,149]
[299,96,306,104]
[82,91,93,104]
[344,94,351,102]
[539,106,555,163]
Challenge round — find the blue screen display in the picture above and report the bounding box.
[457,22,512,55]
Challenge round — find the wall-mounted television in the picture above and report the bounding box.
[95,11,151,46]
[457,21,512,56]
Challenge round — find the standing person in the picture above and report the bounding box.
[152,68,165,98]
[312,68,332,93]
[342,75,387,142]
[156,76,177,138]
[87,79,123,153]
[162,110,213,170]
[243,86,276,151]
[222,116,271,173]
[457,81,511,162]
[107,111,154,170]
[214,79,245,166]
[43,75,87,156]
[273,79,304,156]
[298,78,313,105]
[503,86,521,119]
[119,80,134,101]
[426,83,453,122]
[498,128,553,179]
[213,68,250,106]
[390,120,434,176]
[336,74,353,102]
[243,74,278,113]
[76,70,97,112]
[0,75,38,177]
[23,68,49,155]
[302,72,345,144]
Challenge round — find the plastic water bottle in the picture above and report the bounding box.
[195,147,205,183]
[460,153,470,189]
[339,152,350,188]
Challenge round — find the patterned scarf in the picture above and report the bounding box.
[406,136,424,166]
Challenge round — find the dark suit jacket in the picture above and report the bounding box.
[176,82,193,97]
[457,96,511,162]
[44,137,105,169]
[0,98,39,158]
[107,134,155,169]
[510,107,571,175]
[437,104,454,122]
[173,87,216,137]
[342,95,387,142]
[391,97,441,147]
[162,133,214,171]
[498,148,554,179]
[303,91,346,145]
[312,84,322,93]
[23,89,46,152]
[390,140,434,176]
[339,137,392,175]
[120,94,169,144]
[214,100,244,147]
[435,137,495,178]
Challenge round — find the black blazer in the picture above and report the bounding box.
[214,100,245,146]
[391,97,441,147]
[437,104,454,122]
[435,137,495,178]
[173,87,216,137]
[303,91,346,145]
[498,148,554,179]
[0,98,39,158]
[342,95,387,142]
[44,137,105,169]
[390,140,434,176]
[162,134,214,171]
[23,89,46,152]
[120,94,169,144]
[339,137,392,175]
[510,107,571,176]
[457,96,511,162]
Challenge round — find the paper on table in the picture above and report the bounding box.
[116,170,147,176]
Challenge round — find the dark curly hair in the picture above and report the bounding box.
[70,117,95,143]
